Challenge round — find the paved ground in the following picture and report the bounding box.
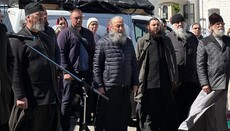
[72,125,136,131]
[69,117,137,131]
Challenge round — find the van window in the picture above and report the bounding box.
[133,20,148,42]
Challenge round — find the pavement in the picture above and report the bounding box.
[69,117,137,131]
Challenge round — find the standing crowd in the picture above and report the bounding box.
[1,2,230,131]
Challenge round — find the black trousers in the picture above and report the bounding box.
[1,122,9,131]
[13,104,60,131]
[95,86,131,131]
[173,82,200,127]
[137,88,178,131]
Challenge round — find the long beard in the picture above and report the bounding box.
[109,31,127,44]
[32,22,45,32]
[214,29,225,37]
[172,27,189,40]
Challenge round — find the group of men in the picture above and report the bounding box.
[1,1,230,131]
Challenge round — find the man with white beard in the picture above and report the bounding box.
[93,16,139,131]
[166,13,200,127]
[179,13,230,131]
[9,2,60,131]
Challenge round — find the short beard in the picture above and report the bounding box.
[172,27,189,40]
[32,22,45,32]
[109,30,127,44]
[214,29,225,37]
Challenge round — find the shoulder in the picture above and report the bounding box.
[96,35,111,46]
[138,33,149,44]
[200,35,213,46]
[0,23,7,32]
[166,31,175,37]
[82,27,94,36]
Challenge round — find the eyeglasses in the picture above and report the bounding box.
[193,27,201,30]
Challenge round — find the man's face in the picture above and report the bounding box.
[192,24,201,37]
[172,21,184,30]
[27,11,45,32]
[211,22,225,37]
[147,19,161,36]
[111,18,124,33]
[70,11,83,30]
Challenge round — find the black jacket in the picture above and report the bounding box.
[0,23,14,125]
[93,34,139,88]
[197,34,230,90]
[166,31,199,83]
[10,27,59,106]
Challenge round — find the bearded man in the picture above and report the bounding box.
[9,2,60,131]
[179,13,230,131]
[93,16,139,131]
[166,13,201,127]
[136,17,179,131]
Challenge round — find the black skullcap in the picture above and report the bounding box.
[171,13,185,24]
[209,13,223,25]
[25,2,43,16]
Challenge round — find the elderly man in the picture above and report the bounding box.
[0,23,14,131]
[179,13,230,131]
[166,13,200,126]
[93,16,139,131]
[57,9,95,131]
[9,2,60,131]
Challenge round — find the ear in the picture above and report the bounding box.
[147,25,150,30]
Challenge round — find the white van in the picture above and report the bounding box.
[6,5,153,47]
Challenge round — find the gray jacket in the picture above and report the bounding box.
[136,33,179,93]
[93,34,139,88]
[197,34,230,90]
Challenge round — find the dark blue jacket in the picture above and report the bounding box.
[57,26,95,74]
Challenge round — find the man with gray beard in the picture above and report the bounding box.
[179,13,230,131]
[93,16,139,131]
[9,2,60,131]
[166,13,200,127]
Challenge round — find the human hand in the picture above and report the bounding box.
[202,85,211,94]
[133,85,138,93]
[97,87,105,94]
[64,74,74,80]
[16,97,28,110]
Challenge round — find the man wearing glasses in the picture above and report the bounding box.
[57,9,95,131]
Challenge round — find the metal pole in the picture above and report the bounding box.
[26,43,109,101]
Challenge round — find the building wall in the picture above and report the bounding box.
[200,0,230,35]
[149,0,230,35]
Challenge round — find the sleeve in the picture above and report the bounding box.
[130,40,139,86]
[10,39,26,100]
[93,39,105,88]
[197,41,209,87]
[57,30,70,72]
[6,38,14,80]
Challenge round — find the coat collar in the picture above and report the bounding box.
[209,34,229,51]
